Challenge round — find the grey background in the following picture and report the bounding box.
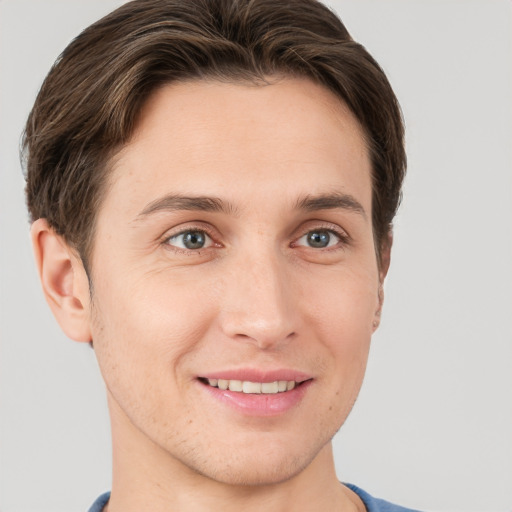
[1,1,511,511]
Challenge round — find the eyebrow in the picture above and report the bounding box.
[295,192,367,218]
[135,194,238,219]
[134,191,366,221]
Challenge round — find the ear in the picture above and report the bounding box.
[372,231,393,333]
[30,219,92,342]
[378,230,393,283]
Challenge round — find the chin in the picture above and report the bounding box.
[178,431,334,487]
[199,454,310,487]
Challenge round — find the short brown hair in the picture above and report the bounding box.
[23,0,406,270]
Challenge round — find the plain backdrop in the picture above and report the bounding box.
[0,1,511,511]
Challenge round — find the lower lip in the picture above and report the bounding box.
[198,380,312,417]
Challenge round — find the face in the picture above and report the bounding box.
[87,78,383,485]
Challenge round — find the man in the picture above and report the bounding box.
[23,0,418,510]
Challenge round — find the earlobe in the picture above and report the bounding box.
[30,219,92,342]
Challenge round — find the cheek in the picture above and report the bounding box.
[303,267,377,396]
[89,269,218,398]
[305,264,378,338]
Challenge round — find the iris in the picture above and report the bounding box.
[307,230,331,248]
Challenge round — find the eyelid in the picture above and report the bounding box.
[160,222,221,251]
[295,230,340,249]
[292,221,351,247]
[167,230,213,249]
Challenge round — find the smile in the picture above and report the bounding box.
[197,373,312,416]
[204,378,297,394]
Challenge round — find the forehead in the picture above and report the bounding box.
[106,77,372,216]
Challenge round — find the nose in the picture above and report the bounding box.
[218,250,299,350]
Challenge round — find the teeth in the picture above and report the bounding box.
[261,381,278,393]
[206,379,298,394]
[228,380,243,392]
[243,381,261,393]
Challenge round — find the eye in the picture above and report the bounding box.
[296,229,340,249]
[166,230,213,250]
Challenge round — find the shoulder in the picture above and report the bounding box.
[87,491,110,512]
[346,483,423,512]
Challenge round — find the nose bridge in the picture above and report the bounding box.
[219,244,297,348]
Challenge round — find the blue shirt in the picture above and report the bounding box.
[88,485,421,511]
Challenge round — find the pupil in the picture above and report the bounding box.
[307,231,330,248]
[184,231,205,249]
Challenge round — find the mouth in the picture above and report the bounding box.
[196,370,313,415]
[198,377,305,394]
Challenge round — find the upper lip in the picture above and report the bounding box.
[199,369,312,383]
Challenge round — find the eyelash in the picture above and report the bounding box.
[293,227,349,251]
[161,224,219,255]
[161,223,350,254]
[292,221,351,251]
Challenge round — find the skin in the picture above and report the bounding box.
[32,77,390,512]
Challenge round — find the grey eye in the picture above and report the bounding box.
[168,230,211,250]
[297,230,339,249]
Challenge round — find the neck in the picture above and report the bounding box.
[105,397,364,512]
